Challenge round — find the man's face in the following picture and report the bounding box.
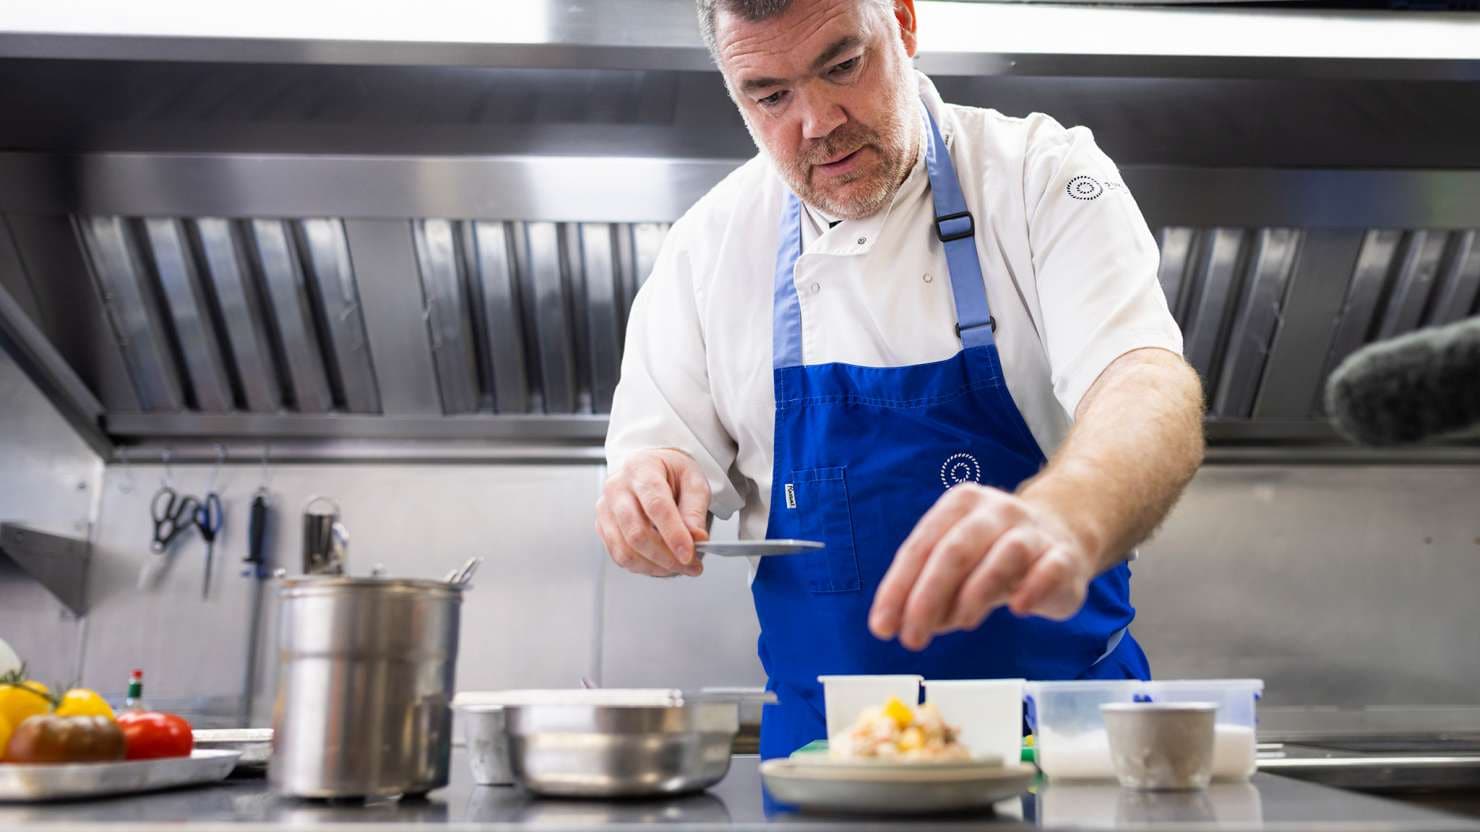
[714,0,919,220]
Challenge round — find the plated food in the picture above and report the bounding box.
[830,697,972,762]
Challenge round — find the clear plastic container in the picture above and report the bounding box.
[1025,679,1262,781]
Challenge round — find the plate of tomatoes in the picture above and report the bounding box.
[0,667,237,801]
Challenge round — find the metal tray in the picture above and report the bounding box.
[193,729,272,773]
[0,749,240,802]
[695,539,823,558]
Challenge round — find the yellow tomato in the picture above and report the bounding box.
[53,688,115,720]
[0,680,51,729]
[882,696,914,728]
[0,712,11,761]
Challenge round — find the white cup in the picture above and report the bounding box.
[922,678,1026,766]
[817,674,923,742]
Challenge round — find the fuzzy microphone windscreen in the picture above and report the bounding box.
[1324,315,1480,446]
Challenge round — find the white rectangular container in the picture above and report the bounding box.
[816,675,922,743]
[922,678,1025,766]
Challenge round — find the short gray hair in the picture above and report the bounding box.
[696,0,894,60]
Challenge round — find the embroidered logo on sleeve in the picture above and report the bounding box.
[1066,175,1126,201]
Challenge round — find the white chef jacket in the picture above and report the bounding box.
[606,72,1182,545]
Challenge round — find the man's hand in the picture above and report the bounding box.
[868,484,1095,651]
[868,348,1205,652]
[596,449,712,578]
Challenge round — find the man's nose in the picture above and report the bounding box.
[798,88,846,141]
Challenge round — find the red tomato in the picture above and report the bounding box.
[115,712,193,760]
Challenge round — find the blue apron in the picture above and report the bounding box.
[753,110,1150,761]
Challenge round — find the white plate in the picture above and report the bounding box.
[0,749,241,802]
[695,539,823,557]
[761,758,1035,816]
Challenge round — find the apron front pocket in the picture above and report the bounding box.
[787,466,861,593]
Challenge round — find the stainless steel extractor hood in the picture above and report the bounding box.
[0,1,1477,460]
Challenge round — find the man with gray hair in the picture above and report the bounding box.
[601,0,1205,759]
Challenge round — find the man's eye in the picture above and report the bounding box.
[830,57,860,76]
[757,90,787,108]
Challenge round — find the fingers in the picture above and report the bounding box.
[677,458,710,544]
[596,452,708,578]
[1008,546,1086,621]
[898,505,1011,650]
[634,472,698,568]
[946,527,1045,631]
[609,488,692,574]
[595,513,675,578]
[869,484,980,640]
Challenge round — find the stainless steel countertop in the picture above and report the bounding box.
[1,751,1477,831]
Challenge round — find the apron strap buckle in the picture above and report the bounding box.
[935,210,974,243]
[956,316,997,337]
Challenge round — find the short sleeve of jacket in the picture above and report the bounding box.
[605,216,744,518]
[1022,115,1184,417]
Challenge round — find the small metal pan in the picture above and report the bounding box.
[695,539,824,558]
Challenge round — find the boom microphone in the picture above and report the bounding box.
[1324,316,1480,447]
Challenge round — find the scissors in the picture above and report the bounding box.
[150,486,199,554]
[196,492,224,599]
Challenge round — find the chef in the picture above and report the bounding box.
[599,0,1206,759]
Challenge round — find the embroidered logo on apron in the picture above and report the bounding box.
[939,453,982,489]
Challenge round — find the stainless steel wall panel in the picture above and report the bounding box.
[1155,227,1195,325]
[141,218,233,413]
[1430,231,1480,326]
[520,222,577,414]
[296,219,380,414]
[1376,230,1448,340]
[193,218,281,414]
[1251,230,1366,419]
[0,349,103,687]
[245,219,333,414]
[470,221,530,415]
[1319,229,1404,409]
[579,224,622,414]
[1181,228,1246,384]
[600,513,764,690]
[1212,229,1300,419]
[343,219,442,418]
[76,216,184,412]
[81,463,605,724]
[3,215,140,414]
[412,220,480,415]
[1135,465,1480,709]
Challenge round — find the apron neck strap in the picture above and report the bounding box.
[922,108,996,350]
[772,106,996,370]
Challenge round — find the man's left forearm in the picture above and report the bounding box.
[1018,348,1206,573]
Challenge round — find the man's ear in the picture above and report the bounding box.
[893,0,918,58]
